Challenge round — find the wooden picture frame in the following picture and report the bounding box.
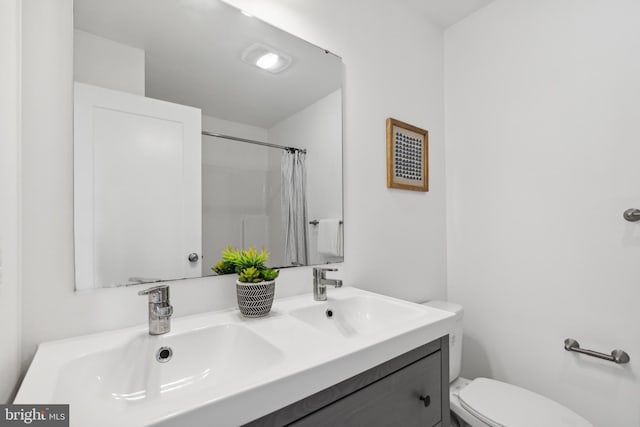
[386,118,429,192]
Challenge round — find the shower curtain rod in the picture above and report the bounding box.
[201,131,307,154]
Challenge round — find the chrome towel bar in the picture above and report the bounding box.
[564,338,630,364]
[309,220,343,226]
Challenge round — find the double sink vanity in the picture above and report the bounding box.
[16,287,455,426]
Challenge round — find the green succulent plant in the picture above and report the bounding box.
[212,259,235,275]
[212,246,279,283]
[261,268,279,281]
[238,266,262,283]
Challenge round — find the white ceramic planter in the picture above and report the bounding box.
[235,279,276,317]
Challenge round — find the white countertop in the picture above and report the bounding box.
[15,287,455,427]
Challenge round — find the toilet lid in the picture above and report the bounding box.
[458,378,593,427]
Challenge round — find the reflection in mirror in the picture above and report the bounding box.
[73,0,343,290]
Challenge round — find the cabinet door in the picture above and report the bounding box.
[291,351,442,427]
[74,82,201,289]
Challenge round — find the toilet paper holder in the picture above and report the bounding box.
[564,338,630,364]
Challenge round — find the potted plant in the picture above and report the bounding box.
[212,246,279,317]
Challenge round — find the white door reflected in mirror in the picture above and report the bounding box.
[74,83,202,290]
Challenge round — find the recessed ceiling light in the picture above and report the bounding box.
[241,10,253,17]
[241,43,292,74]
[256,53,279,70]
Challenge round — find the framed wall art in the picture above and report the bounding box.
[386,118,429,192]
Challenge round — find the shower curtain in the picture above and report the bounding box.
[281,149,309,266]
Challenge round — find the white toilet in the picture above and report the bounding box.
[423,301,593,427]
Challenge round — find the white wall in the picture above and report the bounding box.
[74,29,145,96]
[18,0,446,392]
[445,1,640,425]
[269,90,343,265]
[0,0,22,403]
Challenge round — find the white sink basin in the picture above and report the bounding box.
[54,324,283,407]
[15,287,455,427]
[289,295,425,337]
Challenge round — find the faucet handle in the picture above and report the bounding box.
[313,267,338,273]
[313,267,338,279]
[138,284,170,303]
[313,267,339,283]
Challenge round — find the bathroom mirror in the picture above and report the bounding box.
[73,0,343,290]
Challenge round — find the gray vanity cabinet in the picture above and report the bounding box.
[291,350,443,426]
[245,336,450,427]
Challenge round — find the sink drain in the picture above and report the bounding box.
[156,346,173,363]
[325,309,334,318]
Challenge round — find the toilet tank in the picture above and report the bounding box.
[422,300,463,383]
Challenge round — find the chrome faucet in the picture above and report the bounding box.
[313,267,342,301]
[138,285,173,335]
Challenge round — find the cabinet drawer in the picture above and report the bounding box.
[290,351,442,427]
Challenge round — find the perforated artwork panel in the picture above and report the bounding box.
[393,129,423,182]
[387,118,428,192]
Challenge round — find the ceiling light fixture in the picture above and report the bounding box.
[241,10,253,18]
[241,43,292,74]
[256,53,279,70]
